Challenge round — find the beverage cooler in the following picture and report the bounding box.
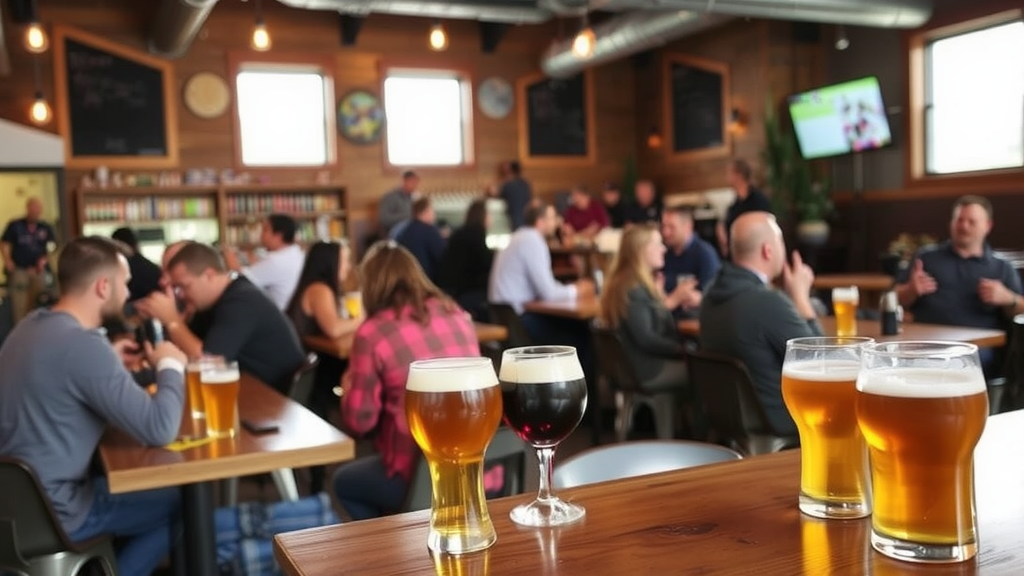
[81,197,219,263]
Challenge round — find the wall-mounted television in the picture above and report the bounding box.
[787,76,893,160]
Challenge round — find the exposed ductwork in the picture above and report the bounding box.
[275,0,553,24]
[542,0,932,78]
[542,11,730,78]
[148,0,220,58]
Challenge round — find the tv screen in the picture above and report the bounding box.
[787,76,893,160]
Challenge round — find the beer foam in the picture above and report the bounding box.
[201,369,240,384]
[782,360,861,382]
[856,367,986,398]
[499,354,585,384]
[406,358,498,392]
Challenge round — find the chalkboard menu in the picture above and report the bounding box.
[54,26,178,168]
[665,55,729,160]
[517,72,595,165]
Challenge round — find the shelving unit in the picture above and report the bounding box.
[76,183,348,252]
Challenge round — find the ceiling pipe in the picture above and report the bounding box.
[276,0,552,24]
[149,0,220,58]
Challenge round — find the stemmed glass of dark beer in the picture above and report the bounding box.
[499,345,588,527]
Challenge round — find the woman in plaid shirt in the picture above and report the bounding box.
[333,241,480,520]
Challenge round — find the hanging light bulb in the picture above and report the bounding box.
[24,21,49,54]
[835,25,850,51]
[571,16,595,59]
[429,23,448,51]
[252,19,272,51]
[29,92,52,126]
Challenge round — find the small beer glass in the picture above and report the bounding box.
[832,286,859,337]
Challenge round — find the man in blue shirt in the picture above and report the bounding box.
[397,197,447,283]
[896,195,1022,376]
[661,206,721,319]
[2,197,56,324]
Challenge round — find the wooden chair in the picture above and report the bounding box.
[487,303,533,349]
[0,458,118,576]
[552,440,741,489]
[686,349,799,456]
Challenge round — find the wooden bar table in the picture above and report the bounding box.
[101,374,354,576]
[303,322,509,360]
[276,410,1024,575]
[523,297,601,321]
[678,317,1006,349]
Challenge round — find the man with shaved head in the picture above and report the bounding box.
[699,211,822,436]
[2,197,57,324]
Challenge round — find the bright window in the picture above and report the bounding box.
[236,68,333,166]
[925,20,1024,174]
[383,73,472,166]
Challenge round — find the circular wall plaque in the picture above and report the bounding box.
[183,72,231,119]
[478,77,514,120]
[337,90,385,145]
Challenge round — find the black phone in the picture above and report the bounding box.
[135,319,165,347]
[241,419,280,435]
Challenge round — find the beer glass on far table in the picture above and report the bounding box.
[500,346,588,527]
[832,286,859,337]
[406,357,504,555]
[856,341,988,563]
[782,337,873,519]
[200,361,241,439]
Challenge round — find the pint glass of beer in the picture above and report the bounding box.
[185,355,225,420]
[200,361,241,439]
[832,287,859,337]
[406,357,503,554]
[500,346,588,527]
[782,337,873,519]
[856,341,988,563]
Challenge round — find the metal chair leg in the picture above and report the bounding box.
[271,468,300,502]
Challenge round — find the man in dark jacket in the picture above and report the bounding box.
[397,197,447,283]
[699,211,821,435]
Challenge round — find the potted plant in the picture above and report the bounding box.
[762,98,833,246]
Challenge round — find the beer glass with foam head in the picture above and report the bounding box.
[200,361,241,439]
[832,287,859,337]
[500,346,588,527]
[406,357,503,554]
[856,341,988,563]
[782,337,873,519]
[185,355,225,420]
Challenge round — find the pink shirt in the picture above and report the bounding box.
[341,299,479,482]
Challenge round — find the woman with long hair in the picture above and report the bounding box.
[599,224,690,394]
[285,241,360,339]
[333,241,479,520]
[437,198,493,321]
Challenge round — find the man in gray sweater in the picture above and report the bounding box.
[0,236,187,576]
[699,212,822,436]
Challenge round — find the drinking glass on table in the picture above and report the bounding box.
[856,341,988,563]
[406,357,504,554]
[832,286,859,337]
[185,355,225,420]
[500,346,588,527]
[782,337,873,519]
[200,361,241,439]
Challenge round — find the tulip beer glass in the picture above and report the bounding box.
[856,341,988,563]
[500,346,588,527]
[782,337,873,519]
[406,357,503,554]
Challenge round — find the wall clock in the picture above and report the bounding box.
[478,77,514,120]
[183,72,231,119]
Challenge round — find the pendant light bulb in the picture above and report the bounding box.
[25,22,49,54]
[571,27,595,59]
[29,93,52,126]
[252,20,272,51]
[429,23,448,51]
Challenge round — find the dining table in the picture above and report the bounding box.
[273,407,1024,575]
[677,316,1007,348]
[100,373,354,576]
[522,297,601,321]
[303,321,509,360]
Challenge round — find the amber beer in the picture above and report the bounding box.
[857,342,988,563]
[406,357,503,554]
[200,362,241,439]
[832,286,859,337]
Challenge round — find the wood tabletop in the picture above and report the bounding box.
[275,410,1024,575]
[678,317,1006,349]
[100,374,354,494]
[811,273,895,291]
[523,297,601,321]
[303,322,509,360]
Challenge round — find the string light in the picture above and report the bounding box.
[429,23,448,51]
[251,0,271,51]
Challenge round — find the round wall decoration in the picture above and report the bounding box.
[183,72,231,119]
[478,77,514,120]
[337,89,385,145]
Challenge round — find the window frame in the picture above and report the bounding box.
[907,8,1023,190]
[378,61,477,173]
[228,51,338,171]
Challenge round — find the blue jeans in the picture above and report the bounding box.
[332,455,408,521]
[67,477,180,576]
